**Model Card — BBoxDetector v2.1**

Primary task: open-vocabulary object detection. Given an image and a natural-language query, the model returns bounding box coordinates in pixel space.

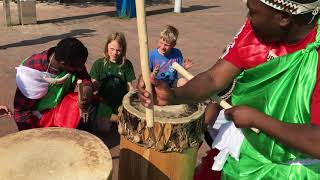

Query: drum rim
[0,127,112,179]
[122,91,205,124]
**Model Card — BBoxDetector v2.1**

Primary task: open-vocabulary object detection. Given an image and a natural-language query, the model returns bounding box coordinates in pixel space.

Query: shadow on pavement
[35,5,219,25]
[0,29,96,50]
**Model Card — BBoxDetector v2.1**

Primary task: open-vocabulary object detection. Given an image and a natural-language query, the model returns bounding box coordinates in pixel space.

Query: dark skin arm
[225,106,320,159]
[138,59,241,107]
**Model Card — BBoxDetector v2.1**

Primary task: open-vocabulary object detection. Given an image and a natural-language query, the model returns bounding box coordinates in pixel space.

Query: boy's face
[247,0,286,43]
[157,38,175,56]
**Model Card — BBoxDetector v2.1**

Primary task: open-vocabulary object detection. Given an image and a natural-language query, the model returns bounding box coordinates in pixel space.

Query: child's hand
[183,58,194,70]
[0,106,12,117]
[151,64,160,79]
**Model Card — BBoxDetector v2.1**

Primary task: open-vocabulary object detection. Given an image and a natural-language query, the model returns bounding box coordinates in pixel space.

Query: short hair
[160,25,179,44]
[54,38,88,66]
[104,32,127,60]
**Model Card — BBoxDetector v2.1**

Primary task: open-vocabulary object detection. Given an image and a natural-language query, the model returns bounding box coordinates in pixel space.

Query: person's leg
[204,102,222,146]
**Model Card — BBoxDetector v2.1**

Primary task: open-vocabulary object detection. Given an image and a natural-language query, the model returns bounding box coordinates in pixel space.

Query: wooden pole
[77,80,88,123]
[136,0,154,127]
[3,0,11,26]
[172,62,260,134]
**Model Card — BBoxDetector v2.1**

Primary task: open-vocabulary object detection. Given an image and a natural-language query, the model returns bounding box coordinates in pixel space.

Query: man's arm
[13,89,38,130]
[225,106,320,159]
[77,66,93,110]
[173,59,242,104]
[138,59,241,107]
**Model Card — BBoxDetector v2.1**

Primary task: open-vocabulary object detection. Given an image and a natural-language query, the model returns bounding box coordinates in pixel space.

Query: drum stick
[136,0,154,127]
[77,80,88,123]
[172,62,260,134]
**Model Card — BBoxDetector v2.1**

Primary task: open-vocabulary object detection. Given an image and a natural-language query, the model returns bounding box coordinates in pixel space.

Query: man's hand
[183,58,194,70]
[0,105,12,117]
[137,74,175,108]
[224,105,264,128]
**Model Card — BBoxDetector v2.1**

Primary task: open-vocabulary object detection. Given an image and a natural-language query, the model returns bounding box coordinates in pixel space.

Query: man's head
[54,38,88,73]
[247,0,320,43]
[157,25,179,55]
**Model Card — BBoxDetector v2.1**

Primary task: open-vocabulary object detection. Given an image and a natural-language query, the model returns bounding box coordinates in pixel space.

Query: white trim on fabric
[16,65,52,99]
[210,111,245,171]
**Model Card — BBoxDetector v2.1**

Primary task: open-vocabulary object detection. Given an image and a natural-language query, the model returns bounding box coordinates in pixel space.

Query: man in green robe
[139,0,320,179]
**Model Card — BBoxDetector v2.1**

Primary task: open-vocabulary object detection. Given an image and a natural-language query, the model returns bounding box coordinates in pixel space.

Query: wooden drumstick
[77,80,88,124]
[172,62,260,134]
[136,0,154,128]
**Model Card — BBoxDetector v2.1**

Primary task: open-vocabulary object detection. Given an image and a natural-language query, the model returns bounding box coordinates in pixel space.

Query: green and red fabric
[14,48,89,130]
[194,18,320,179]
[222,20,320,179]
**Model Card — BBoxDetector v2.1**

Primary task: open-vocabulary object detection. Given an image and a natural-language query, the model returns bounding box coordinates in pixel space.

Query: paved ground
[0,0,247,179]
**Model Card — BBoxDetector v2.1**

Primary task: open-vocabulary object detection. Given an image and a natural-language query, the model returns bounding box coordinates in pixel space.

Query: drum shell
[118,91,206,180]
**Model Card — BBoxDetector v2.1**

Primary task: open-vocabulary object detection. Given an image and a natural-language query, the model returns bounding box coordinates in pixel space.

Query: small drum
[118,91,205,180]
[0,127,112,180]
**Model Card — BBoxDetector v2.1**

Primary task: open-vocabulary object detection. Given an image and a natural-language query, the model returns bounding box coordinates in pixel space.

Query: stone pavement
[0,0,247,179]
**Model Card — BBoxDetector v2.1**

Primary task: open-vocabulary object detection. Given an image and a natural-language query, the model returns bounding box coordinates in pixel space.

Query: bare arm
[225,106,320,158]
[173,59,242,104]
[137,59,241,107]
[256,115,320,158]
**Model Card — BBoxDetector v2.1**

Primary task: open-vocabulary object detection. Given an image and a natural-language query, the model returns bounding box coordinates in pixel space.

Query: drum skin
[0,127,112,180]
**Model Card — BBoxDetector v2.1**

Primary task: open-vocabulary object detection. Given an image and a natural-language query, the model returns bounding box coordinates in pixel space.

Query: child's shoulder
[94,57,105,62]
[149,48,158,55]
[124,58,133,65]
[92,57,105,65]
[171,48,182,54]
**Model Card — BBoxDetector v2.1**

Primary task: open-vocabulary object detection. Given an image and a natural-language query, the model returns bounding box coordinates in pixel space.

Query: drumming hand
[0,105,12,117]
[224,106,264,129]
[78,85,92,111]
[137,74,175,108]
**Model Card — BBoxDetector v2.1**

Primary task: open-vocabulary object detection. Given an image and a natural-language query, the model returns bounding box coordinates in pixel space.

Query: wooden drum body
[118,91,206,180]
[0,127,112,180]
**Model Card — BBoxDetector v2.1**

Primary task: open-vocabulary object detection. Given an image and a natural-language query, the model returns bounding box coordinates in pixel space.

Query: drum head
[0,128,112,180]
[123,91,205,124]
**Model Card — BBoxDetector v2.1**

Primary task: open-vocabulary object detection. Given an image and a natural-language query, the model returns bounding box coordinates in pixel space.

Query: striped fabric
[260,0,320,14]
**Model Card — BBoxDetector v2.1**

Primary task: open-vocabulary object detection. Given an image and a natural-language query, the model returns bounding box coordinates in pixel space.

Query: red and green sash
[222,20,320,179]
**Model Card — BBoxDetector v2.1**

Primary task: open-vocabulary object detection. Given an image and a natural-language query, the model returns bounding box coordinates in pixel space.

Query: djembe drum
[0,127,112,180]
[118,91,206,180]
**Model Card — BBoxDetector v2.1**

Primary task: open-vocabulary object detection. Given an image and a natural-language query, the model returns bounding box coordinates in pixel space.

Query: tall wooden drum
[118,91,206,180]
[0,127,112,180]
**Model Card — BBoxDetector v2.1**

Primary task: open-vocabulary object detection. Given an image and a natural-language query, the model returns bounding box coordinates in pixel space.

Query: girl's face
[107,40,122,62]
